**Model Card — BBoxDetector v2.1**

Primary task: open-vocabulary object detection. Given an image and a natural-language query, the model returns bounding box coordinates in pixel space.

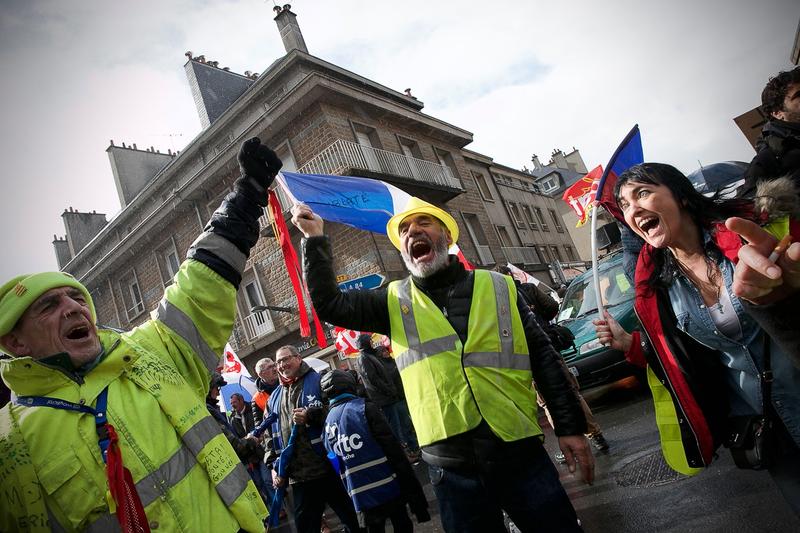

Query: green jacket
[0,260,267,532]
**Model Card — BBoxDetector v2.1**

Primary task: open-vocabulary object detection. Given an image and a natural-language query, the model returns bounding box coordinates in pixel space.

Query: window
[472,171,495,201]
[549,209,564,232]
[540,175,558,193]
[507,202,525,228]
[537,246,551,263]
[495,226,512,247]
[156,238,181,287]
[120,271,144,320]
[564,245,577,262]
[534,207,549,231]
[352,123,382,172]
[434,148,460,185]
[461,212,494,265]
[239,273,275,340]
[550,246,562,262]
[521,204,538,230]
[398,137,424,180]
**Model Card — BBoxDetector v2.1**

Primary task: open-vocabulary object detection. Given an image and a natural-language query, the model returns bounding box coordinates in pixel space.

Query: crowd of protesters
[1,66,799,533]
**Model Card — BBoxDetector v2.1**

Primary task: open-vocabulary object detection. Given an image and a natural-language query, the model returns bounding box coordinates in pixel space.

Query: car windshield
[558,258,634,321]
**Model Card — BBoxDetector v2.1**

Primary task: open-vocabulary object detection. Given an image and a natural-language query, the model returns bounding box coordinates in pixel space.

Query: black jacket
[743,120,800,194]
[303,236,586,468]
[378,354,405,400]
[517,281,559,322]
[206,398,264,464]
[228,402,256,438]
[356,347,400,407]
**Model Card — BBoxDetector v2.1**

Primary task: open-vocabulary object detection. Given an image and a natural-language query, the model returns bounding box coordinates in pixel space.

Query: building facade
[53,6,579,368]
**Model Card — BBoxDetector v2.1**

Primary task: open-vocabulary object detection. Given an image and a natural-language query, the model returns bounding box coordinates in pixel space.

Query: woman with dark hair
[595,162,800,514]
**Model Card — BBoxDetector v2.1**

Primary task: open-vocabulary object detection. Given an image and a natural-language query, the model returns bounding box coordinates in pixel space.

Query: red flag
[561,165,603,227]
[268,190,328,348]
[334,327,362,356]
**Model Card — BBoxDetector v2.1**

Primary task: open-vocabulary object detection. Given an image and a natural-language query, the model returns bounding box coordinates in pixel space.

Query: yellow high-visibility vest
[387,270,541,446]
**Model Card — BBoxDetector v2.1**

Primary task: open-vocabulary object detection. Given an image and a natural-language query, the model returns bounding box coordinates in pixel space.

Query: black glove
[237,137,282,189]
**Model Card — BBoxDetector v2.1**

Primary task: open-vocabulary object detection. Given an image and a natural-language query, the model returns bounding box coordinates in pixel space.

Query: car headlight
[579,338,604,354]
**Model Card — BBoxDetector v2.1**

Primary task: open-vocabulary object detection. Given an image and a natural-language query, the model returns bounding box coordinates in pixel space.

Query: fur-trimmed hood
[754,176,800,220]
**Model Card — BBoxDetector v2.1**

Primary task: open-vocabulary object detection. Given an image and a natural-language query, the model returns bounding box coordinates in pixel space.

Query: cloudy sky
[0,0,797,282]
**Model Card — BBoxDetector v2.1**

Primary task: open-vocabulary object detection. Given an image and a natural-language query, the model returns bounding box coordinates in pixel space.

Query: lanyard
[17,387,112,463]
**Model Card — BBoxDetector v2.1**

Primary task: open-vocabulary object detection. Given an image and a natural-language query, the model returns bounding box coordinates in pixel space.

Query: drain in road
[615,450,689,487]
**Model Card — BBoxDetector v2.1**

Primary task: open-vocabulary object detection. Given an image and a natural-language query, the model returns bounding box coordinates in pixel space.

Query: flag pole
[589,201,605,324]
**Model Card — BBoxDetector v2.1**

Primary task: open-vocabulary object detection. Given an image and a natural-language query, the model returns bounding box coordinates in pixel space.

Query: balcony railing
[298,139,462,190]
[502,246,541,265]
[241,310,275,341]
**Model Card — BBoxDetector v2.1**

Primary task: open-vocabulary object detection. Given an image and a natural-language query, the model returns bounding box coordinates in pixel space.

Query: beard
[401,231,450,278]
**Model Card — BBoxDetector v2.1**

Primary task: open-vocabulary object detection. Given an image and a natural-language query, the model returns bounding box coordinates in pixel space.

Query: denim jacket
[668,237,800,446]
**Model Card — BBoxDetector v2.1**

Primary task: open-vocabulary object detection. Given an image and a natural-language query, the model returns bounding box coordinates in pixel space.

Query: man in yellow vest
[291,198,594,532]
[0,138,281,532]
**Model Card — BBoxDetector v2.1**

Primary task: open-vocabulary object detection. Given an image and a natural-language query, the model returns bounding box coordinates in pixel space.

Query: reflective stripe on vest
[324,398,401,512]
[120,339,264,530]
[387,270,540,446]
[136,445,196,507]
[154,300,219,372]
[189,231,248,277]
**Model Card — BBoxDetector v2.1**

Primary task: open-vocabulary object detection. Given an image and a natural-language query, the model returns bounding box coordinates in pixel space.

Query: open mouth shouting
[65,324,90,341]
[408,238,435,264]
[638,215,661,238]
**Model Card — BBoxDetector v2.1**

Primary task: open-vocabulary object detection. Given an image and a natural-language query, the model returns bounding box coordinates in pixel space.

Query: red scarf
[268,190,327,348]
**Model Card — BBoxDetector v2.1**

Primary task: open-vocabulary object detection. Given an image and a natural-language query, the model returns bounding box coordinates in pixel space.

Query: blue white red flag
[594,125,644,222]
[277,171,474,268]
[277,171,413,234]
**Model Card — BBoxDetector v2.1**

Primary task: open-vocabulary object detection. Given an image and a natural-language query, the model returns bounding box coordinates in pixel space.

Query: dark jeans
[427,440,582,533]
[382,401,419,452]
[251,463,275,506]
[291,471,362,533]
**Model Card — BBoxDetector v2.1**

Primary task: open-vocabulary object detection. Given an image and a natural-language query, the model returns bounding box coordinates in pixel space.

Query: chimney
[564,148,588,174]
[61,210,108,257]
[52,235,72,269]
[106,142,175,207]
[184,54,255,129]
[274,4,308,54]
[531,154,542,170]
[550,149,568,169]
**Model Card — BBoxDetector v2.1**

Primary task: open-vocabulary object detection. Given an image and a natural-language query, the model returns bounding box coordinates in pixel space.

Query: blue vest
[268,370,325,456]
[324,397,401,512]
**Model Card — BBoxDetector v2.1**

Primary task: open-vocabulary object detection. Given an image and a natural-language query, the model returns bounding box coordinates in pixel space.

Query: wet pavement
[272,377,800,532]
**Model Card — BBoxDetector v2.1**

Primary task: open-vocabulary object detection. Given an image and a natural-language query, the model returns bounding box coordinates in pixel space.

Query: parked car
[556,252,641,389]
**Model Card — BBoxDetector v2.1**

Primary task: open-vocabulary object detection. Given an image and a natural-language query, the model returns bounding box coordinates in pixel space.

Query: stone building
[52,5,578,368]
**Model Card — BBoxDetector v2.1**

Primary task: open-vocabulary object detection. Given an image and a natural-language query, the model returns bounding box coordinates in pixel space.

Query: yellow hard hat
[386,197,459,250]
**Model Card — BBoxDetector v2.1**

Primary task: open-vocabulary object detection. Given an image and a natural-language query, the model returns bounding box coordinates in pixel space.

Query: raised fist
[237,137,283,188]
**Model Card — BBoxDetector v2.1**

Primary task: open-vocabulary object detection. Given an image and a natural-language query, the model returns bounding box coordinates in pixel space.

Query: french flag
[276,171,473,269]
[594,125,644,222]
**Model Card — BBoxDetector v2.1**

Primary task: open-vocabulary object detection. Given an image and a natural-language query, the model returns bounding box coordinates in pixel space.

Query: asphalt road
[275,376,800,532]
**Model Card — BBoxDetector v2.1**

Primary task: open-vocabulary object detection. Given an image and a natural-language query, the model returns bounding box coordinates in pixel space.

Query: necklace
[674,256,722,310]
